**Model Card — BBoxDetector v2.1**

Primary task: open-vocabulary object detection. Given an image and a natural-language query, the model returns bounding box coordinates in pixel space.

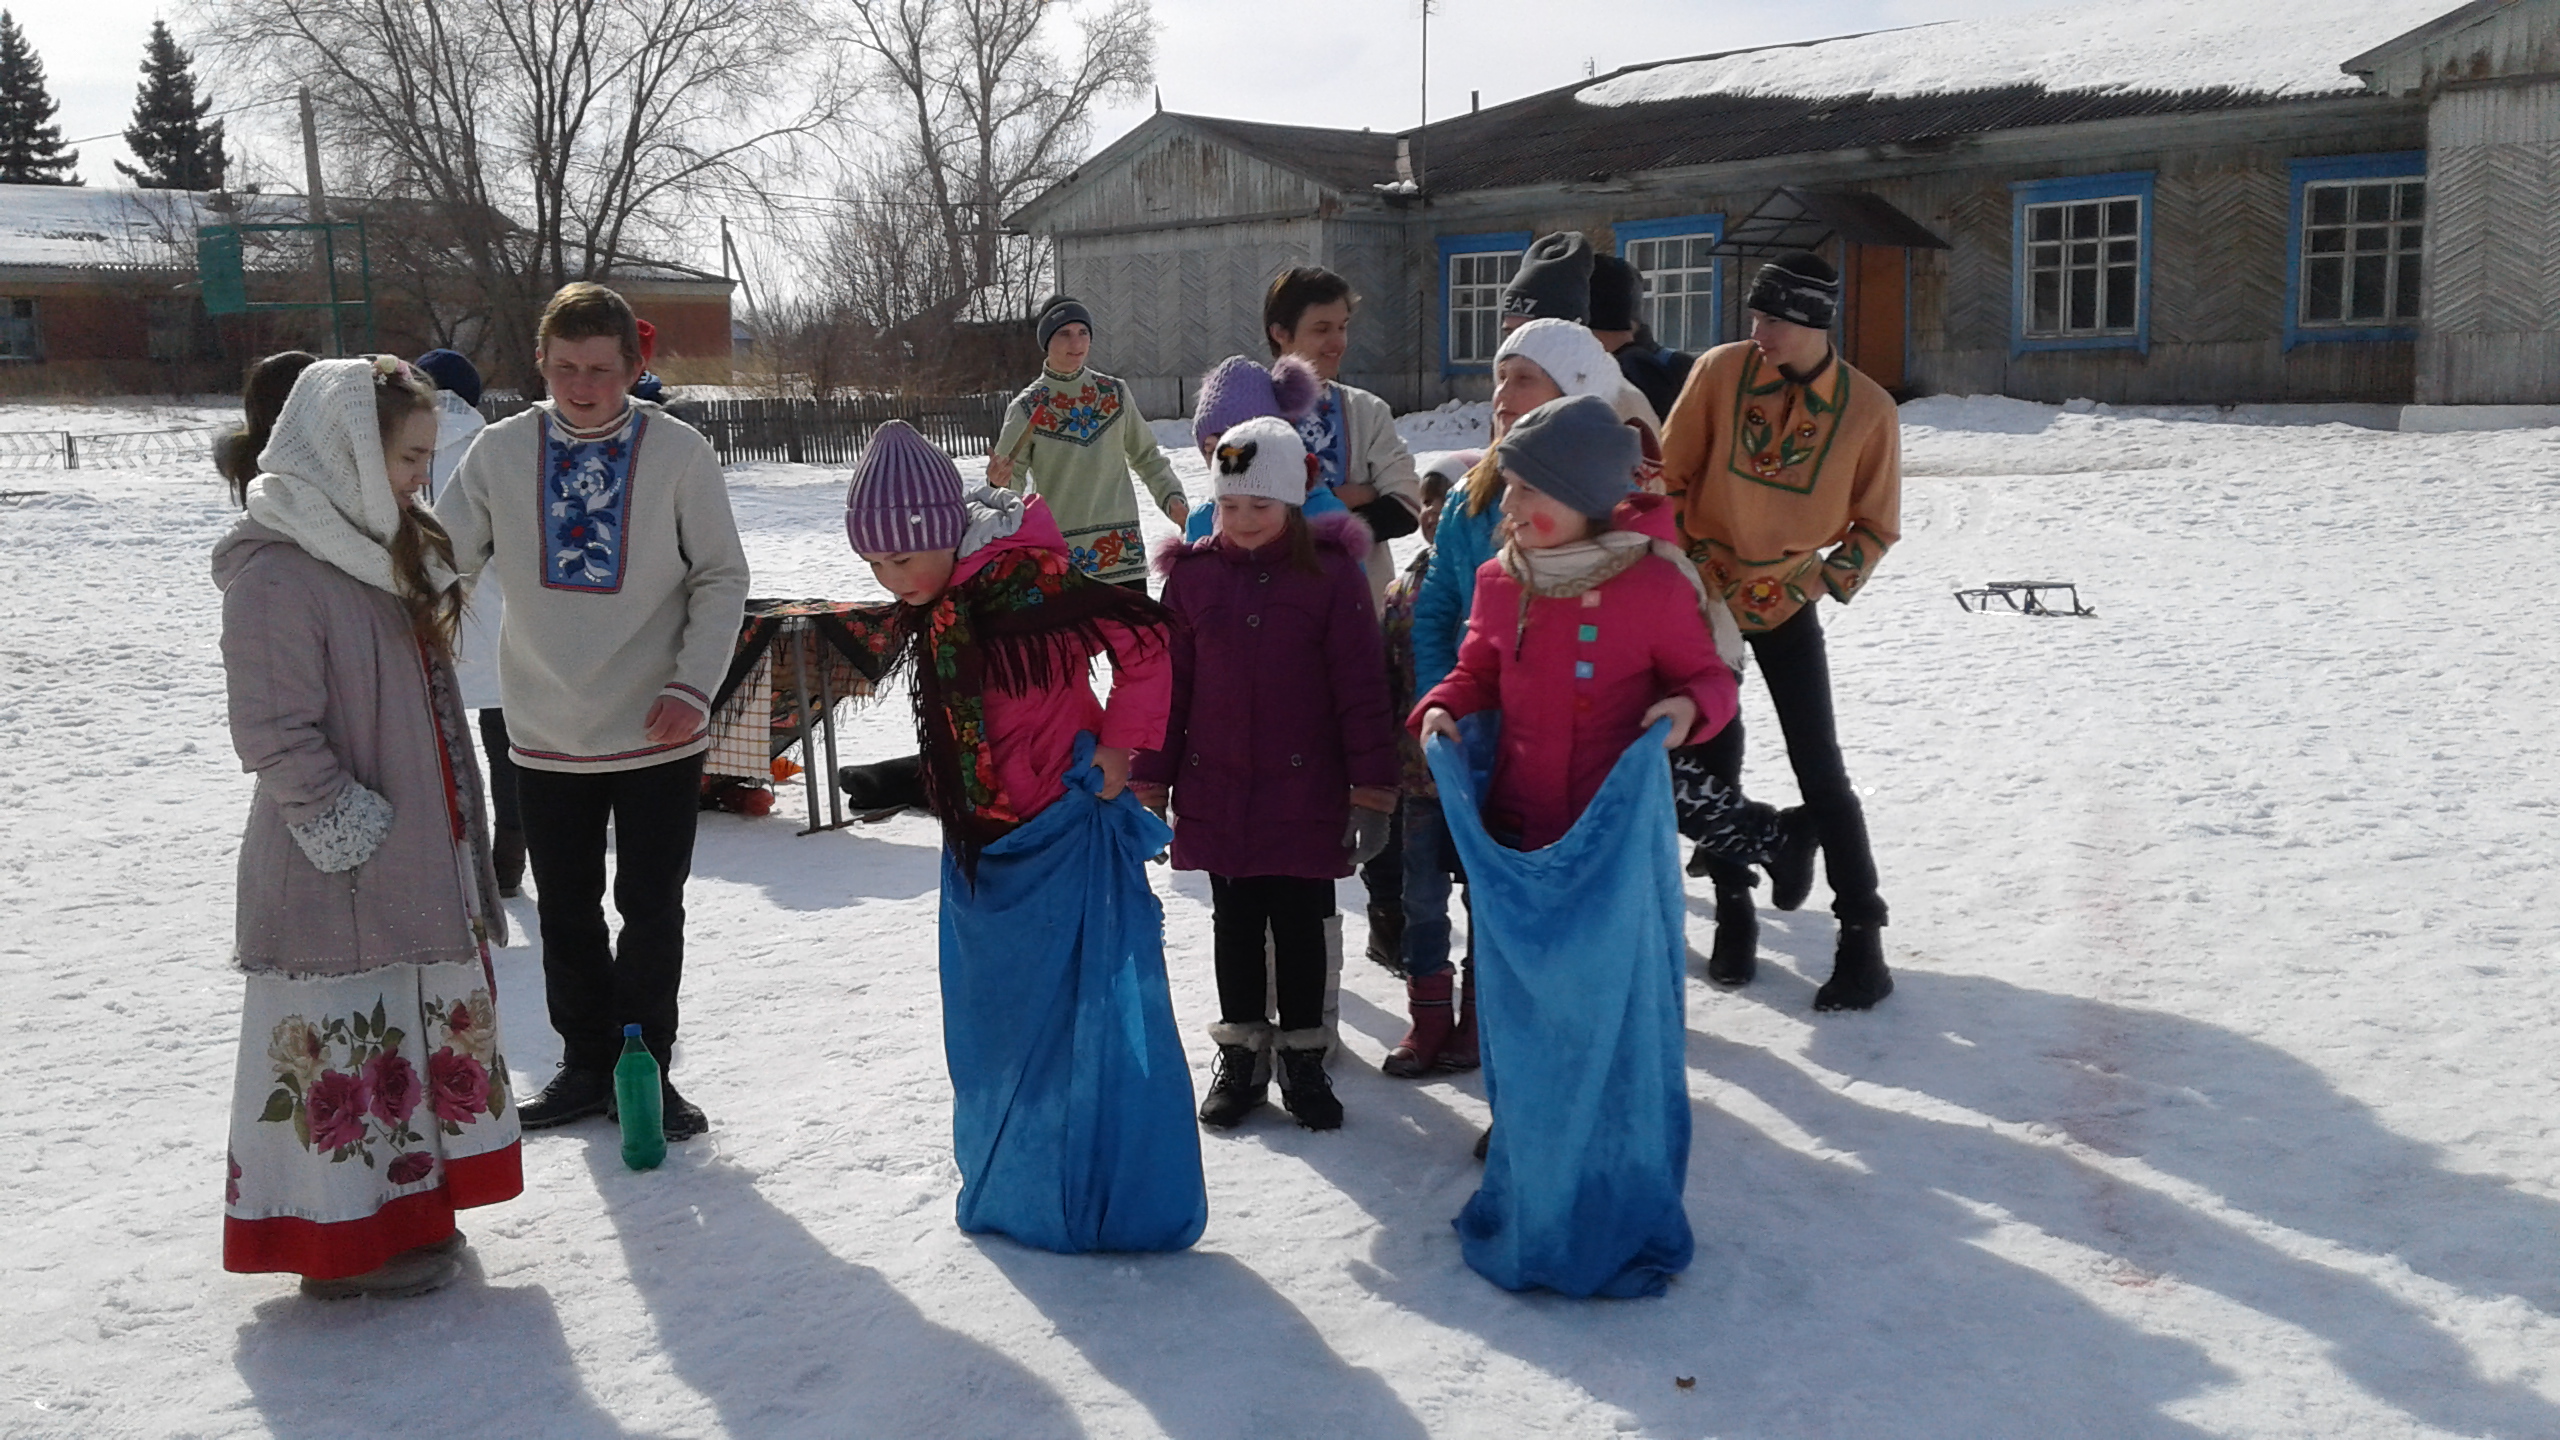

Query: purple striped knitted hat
[844,420,966,555]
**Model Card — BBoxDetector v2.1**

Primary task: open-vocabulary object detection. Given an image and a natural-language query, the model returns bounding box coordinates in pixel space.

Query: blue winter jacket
[1412,489,1500,703]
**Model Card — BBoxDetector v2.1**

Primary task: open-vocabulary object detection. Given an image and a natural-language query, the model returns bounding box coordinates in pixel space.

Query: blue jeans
[1399,796,1467,981]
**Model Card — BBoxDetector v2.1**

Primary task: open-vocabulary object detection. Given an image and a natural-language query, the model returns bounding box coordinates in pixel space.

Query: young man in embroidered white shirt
[436,283,750,1141]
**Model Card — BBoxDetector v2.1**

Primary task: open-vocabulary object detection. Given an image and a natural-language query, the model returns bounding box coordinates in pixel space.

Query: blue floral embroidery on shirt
[1294,387,1347,497]
[541,413,645,592]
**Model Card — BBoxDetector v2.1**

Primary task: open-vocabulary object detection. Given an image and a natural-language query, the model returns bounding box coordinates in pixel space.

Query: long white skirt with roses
[223,958,524,1279]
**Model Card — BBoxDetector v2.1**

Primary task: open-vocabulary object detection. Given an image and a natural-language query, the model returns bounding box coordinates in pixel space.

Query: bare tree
[199,0,850,383]
[832,0,1152,330]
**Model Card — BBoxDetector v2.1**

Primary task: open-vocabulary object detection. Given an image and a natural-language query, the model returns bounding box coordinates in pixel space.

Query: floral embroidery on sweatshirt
[540,412,647,592]
[1724,350,1849,497]
[1294,387,1347,495]
[1026,376,1125,447]
[1063,522,1143,577]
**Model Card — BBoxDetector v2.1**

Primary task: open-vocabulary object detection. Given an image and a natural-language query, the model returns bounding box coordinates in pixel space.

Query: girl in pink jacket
[1416,395,1738,851]
[836,422,1206,1253]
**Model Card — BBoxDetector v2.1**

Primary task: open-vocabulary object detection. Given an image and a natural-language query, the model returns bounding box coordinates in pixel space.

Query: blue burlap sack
[939,732,1207,1253]
[1426,719,1695,1297]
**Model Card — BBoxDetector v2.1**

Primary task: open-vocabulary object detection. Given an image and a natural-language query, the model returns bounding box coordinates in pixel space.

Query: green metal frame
[196,220,378,355]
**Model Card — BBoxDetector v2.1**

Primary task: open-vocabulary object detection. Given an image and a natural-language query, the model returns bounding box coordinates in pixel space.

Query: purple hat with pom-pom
[845,420,966,556]
[1192,354,1321,448]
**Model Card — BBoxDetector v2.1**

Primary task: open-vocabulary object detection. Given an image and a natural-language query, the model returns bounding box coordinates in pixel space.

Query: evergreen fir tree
[116,21,224,190]
[0,10,79,186]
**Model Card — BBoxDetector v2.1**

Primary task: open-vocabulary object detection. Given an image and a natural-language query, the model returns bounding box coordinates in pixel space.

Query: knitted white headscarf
[245,358,454,598]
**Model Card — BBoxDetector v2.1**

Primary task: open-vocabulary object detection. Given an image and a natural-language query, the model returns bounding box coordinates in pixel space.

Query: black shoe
[1276,1045,1343,1131]
[1766,807,1819,912]
[1814,923,1894,1012]
[518,1066,611,1130]
[661,1082,709,1142]
[493,827,527,898]
[1708,886,1758,987]
[1364,902,1408,978]
[836,754,928,815]
[1197,1042,1267,1129]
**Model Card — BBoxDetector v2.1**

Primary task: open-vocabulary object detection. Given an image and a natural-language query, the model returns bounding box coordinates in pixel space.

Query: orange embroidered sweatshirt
[1659,341,1902,633]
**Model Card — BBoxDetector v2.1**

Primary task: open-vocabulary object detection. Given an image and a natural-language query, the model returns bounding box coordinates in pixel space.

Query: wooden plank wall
[1056,219,1323,418]
[2419,78,2560,403]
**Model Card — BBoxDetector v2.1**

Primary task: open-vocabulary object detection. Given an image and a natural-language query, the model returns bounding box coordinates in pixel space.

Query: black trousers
[515,753,706,1073]
[1209,875,1335,1033]
[476,708,523,836]
[1676,604,1888,926]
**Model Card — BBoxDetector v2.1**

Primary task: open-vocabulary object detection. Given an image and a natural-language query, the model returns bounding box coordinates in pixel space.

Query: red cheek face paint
[1529,512,1556,537]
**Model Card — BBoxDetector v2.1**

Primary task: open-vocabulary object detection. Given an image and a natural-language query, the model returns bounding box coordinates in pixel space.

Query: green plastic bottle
[615,1024,665,1171]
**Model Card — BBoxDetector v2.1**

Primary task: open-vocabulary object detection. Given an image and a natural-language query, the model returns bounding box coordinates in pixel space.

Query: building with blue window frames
[1008,1,2560,415]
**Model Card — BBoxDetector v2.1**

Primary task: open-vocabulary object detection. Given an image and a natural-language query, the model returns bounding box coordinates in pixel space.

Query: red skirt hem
[223,1144,525,1280]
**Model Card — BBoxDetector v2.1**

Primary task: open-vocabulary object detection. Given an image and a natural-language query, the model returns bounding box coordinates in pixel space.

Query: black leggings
[1675,604,1887,925]
[1209,875,1334,1032]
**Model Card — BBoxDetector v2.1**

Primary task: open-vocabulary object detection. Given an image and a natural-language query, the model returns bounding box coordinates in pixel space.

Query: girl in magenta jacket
[1133,416,1400,1134]
[1416,395,1739,851]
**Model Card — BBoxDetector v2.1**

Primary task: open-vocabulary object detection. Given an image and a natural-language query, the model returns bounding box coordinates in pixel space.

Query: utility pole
[298,87,342,354]
[1417,0,1432,191]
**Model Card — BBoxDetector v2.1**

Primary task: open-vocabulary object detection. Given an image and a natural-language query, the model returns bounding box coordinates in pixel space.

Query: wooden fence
[480,392,1012,466]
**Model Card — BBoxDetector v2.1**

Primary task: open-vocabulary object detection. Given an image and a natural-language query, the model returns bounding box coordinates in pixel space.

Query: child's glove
[1344,806,1392,866]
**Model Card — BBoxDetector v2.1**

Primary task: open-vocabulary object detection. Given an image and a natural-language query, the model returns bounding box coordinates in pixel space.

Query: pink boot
[1381,972,1454,1078]
[1433,960,1480,1072]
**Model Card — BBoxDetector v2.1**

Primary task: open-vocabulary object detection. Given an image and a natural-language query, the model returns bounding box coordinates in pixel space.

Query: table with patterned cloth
[706,598,899,831]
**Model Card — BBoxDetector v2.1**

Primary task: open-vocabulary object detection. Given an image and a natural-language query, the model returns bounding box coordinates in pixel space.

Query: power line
[58,94,300,149]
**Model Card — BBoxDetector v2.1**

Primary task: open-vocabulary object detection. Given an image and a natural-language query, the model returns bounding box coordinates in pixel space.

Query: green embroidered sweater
[993,366,1182,585]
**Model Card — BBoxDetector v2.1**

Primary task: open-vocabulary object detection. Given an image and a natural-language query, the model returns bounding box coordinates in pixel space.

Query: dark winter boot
[1197,1023,1270,1129]
[1766,806,1819,912]
[836,753,928,819]
[1433,959,1480,1072]
[1275,1031,1343,1131]
[1708,884,1759,987]
[1382,972,1455,1078]
[518,1065,612,1130]
[493,827,527,898]
[1365,901,1408,978]
[1813,923,1894,1012]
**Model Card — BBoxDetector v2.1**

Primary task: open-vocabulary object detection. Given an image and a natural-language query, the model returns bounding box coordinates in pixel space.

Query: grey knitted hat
[1502,232,1594,324]
[1492,394,1638,521]
[1036,295,1094,350]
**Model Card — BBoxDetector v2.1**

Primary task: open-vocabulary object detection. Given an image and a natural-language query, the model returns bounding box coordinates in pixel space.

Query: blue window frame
[2011,171,2155,355]
[2285,152,2426,350]
[1615,214,1725,352]
[1438,230,1532,372]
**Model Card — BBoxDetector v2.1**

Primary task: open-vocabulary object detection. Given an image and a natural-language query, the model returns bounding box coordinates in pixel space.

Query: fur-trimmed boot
[1382,972,1455,1078]
[1708,882,1759,987]
[1275,1030,1343,1131]
[1814,923,1894,1012]
[1434,959,1480,1072]
[1198,1021,1272,1129]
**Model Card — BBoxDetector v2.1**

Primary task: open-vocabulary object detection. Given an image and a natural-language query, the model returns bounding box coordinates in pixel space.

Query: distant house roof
[0,182,729,289]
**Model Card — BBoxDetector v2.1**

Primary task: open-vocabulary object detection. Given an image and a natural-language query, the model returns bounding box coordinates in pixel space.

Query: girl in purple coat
[1133,416,1400,1132]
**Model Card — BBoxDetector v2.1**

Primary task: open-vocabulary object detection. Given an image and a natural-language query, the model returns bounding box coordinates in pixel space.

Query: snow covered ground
[3,396,2557,1439]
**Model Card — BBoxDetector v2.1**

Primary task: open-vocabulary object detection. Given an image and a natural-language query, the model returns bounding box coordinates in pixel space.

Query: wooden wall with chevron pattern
[2418,80,2560,404]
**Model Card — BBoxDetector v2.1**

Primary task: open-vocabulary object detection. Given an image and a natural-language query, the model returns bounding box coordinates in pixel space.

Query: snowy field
[3,396,2557,1439]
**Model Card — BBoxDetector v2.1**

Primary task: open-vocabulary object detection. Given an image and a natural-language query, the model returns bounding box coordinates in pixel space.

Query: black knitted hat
[1502,232,1594,324]
[1746,250,1839,330]
[1588,253,1642,332]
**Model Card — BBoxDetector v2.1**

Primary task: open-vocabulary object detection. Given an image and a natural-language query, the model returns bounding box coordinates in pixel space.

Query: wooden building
[1008,0,2560,415]
[0,184,736,387]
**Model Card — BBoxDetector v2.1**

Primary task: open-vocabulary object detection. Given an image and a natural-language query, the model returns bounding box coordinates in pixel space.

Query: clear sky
[12,0,2033,188]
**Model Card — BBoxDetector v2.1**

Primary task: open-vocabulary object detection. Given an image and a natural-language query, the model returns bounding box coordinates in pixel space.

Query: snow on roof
[1577,0,2455,108]
[0,183,301,270]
